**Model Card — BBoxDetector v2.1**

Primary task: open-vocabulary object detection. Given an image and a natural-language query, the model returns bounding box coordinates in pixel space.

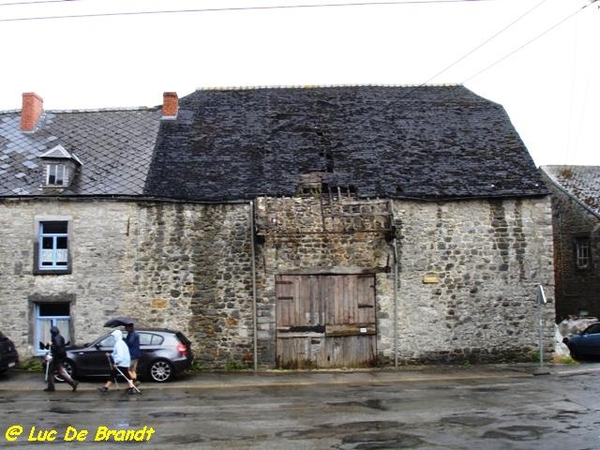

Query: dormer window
[47,163,66,186]
[39,144,82,190]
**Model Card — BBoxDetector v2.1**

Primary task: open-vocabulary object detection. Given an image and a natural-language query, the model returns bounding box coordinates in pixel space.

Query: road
[0,367,598,449]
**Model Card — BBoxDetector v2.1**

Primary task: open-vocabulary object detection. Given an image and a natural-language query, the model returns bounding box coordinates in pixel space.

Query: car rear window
[139,333,164,346]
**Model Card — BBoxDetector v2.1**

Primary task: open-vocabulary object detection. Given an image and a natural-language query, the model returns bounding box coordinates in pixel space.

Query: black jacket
[50,327,67,360]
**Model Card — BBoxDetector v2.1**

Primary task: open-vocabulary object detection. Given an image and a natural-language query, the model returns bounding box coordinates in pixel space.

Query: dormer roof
[40,144,83,166]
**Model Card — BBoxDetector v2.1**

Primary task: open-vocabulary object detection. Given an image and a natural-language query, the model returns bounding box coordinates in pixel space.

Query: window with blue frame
[37,221,70,273]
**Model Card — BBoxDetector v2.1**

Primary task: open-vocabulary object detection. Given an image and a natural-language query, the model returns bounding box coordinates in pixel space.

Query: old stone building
[540,166,600,321]
[0,86,555,371]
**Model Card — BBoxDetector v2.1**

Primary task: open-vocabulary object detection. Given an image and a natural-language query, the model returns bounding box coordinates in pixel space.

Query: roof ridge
[0,106,160,115]
[192,83,463,91]
[45,106,159,114]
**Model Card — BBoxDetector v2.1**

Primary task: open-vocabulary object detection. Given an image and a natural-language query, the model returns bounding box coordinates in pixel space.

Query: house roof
[144,85,549,202]
[540,165,600,218]
[0,108,161,196]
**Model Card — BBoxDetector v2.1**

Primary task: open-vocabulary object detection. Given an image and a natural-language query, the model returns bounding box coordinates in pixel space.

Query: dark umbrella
[104,316,139,328]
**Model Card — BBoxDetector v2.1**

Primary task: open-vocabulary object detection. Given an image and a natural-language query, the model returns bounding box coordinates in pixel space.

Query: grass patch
[17,357,43,372]
[552,354,578,365]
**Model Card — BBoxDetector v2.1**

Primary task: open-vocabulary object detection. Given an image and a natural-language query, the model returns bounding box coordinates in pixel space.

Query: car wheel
[149,359,173,382]
[567,345,580,360]
[54,360,75,383]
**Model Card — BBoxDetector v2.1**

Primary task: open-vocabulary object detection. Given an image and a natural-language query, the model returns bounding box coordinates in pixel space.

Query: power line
[425,0,550,84]
[341,0,590,130]
[332,0,556,125]
[462,1,595,84]
[0,0,77,6]
[0,0,499,22]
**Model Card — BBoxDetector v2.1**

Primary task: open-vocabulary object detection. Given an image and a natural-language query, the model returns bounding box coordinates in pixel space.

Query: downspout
[390,200,399,368]
[249,201,258,372]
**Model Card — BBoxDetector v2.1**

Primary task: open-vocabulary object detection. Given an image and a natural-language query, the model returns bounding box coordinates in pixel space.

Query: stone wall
[388,197,555,363]
[131,202,255,369]
[0,199,255,371]
[0,194,555,370]
[0,199,143,354]
[255,196,555,365]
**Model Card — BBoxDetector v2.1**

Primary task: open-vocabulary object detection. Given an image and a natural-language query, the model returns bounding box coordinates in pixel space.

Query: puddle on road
[339,431,425,449]
[327,399,388,411]
[553,409,584,420]
[49,407,94,415]
[441,415,495,427]
[277,420,426,449]
[482,425,553,441]
[149,411,192,418]
[467,386,510,393]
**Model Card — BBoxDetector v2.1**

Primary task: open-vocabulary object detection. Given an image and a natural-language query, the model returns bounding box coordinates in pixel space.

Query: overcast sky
[0,0,597,167]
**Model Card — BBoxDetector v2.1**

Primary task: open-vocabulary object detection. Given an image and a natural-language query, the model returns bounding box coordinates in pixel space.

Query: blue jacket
[125,329,141,360]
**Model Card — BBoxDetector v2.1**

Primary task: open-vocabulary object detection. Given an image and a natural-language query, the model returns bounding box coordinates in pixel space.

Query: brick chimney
[162,92,178,118]
[20,92,44,132]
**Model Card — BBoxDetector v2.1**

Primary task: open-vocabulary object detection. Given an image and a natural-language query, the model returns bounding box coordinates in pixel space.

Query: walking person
[44,326,78,392]
[124,322,141,387]
[98,329,138,394]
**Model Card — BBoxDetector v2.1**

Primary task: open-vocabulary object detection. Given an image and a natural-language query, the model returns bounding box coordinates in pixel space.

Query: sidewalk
[2,362,599,392]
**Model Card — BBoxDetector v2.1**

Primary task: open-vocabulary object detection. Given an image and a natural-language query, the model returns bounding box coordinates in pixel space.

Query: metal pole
[534,284,550,376]
[390,201,399,368]
[538,299,543,369]
[250,201,258,372]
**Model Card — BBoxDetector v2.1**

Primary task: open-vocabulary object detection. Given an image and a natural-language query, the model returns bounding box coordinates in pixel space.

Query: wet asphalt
[1,362,600,449]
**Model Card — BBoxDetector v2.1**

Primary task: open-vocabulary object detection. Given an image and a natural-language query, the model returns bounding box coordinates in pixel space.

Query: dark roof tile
[0,108,161,196]
[541,165,600,218]
[144,85,548,201]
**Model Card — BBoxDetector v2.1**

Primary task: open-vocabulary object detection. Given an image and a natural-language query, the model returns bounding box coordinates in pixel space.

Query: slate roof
[0,108,161,196]
[540,165,600,218]
[144,85,549,202]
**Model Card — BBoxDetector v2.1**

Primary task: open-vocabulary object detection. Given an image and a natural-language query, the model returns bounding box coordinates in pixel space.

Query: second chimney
[162,92,178,118]
[20,92,44,132]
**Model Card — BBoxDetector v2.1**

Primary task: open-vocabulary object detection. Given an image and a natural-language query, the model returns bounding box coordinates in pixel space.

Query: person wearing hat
[98,329,138,394]
[44,326,78,392]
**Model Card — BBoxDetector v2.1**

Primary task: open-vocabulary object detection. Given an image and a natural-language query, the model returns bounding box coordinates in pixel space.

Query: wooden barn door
[276,274,376,369]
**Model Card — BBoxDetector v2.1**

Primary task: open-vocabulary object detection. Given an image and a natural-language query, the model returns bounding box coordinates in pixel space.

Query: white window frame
[46,163,67,186]
[575,237,591,269]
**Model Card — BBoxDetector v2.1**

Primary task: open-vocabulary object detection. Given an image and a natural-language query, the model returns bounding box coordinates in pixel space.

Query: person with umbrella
[124,322,141,386]
[44,326,78,392]
[97,329,138,394]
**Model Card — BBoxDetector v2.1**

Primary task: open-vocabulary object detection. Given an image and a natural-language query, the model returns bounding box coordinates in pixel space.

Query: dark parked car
[60,328,193,382]
[563,322,600,360]
[0,331,19,373]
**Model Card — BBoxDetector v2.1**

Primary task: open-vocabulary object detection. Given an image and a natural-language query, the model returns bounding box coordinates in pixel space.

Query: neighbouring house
[540,166,600,321]
[0,86,555,370]
[0,92,162,356]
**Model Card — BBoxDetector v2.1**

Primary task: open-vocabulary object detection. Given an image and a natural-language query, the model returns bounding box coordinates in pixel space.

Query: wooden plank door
[276,274,376,369]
